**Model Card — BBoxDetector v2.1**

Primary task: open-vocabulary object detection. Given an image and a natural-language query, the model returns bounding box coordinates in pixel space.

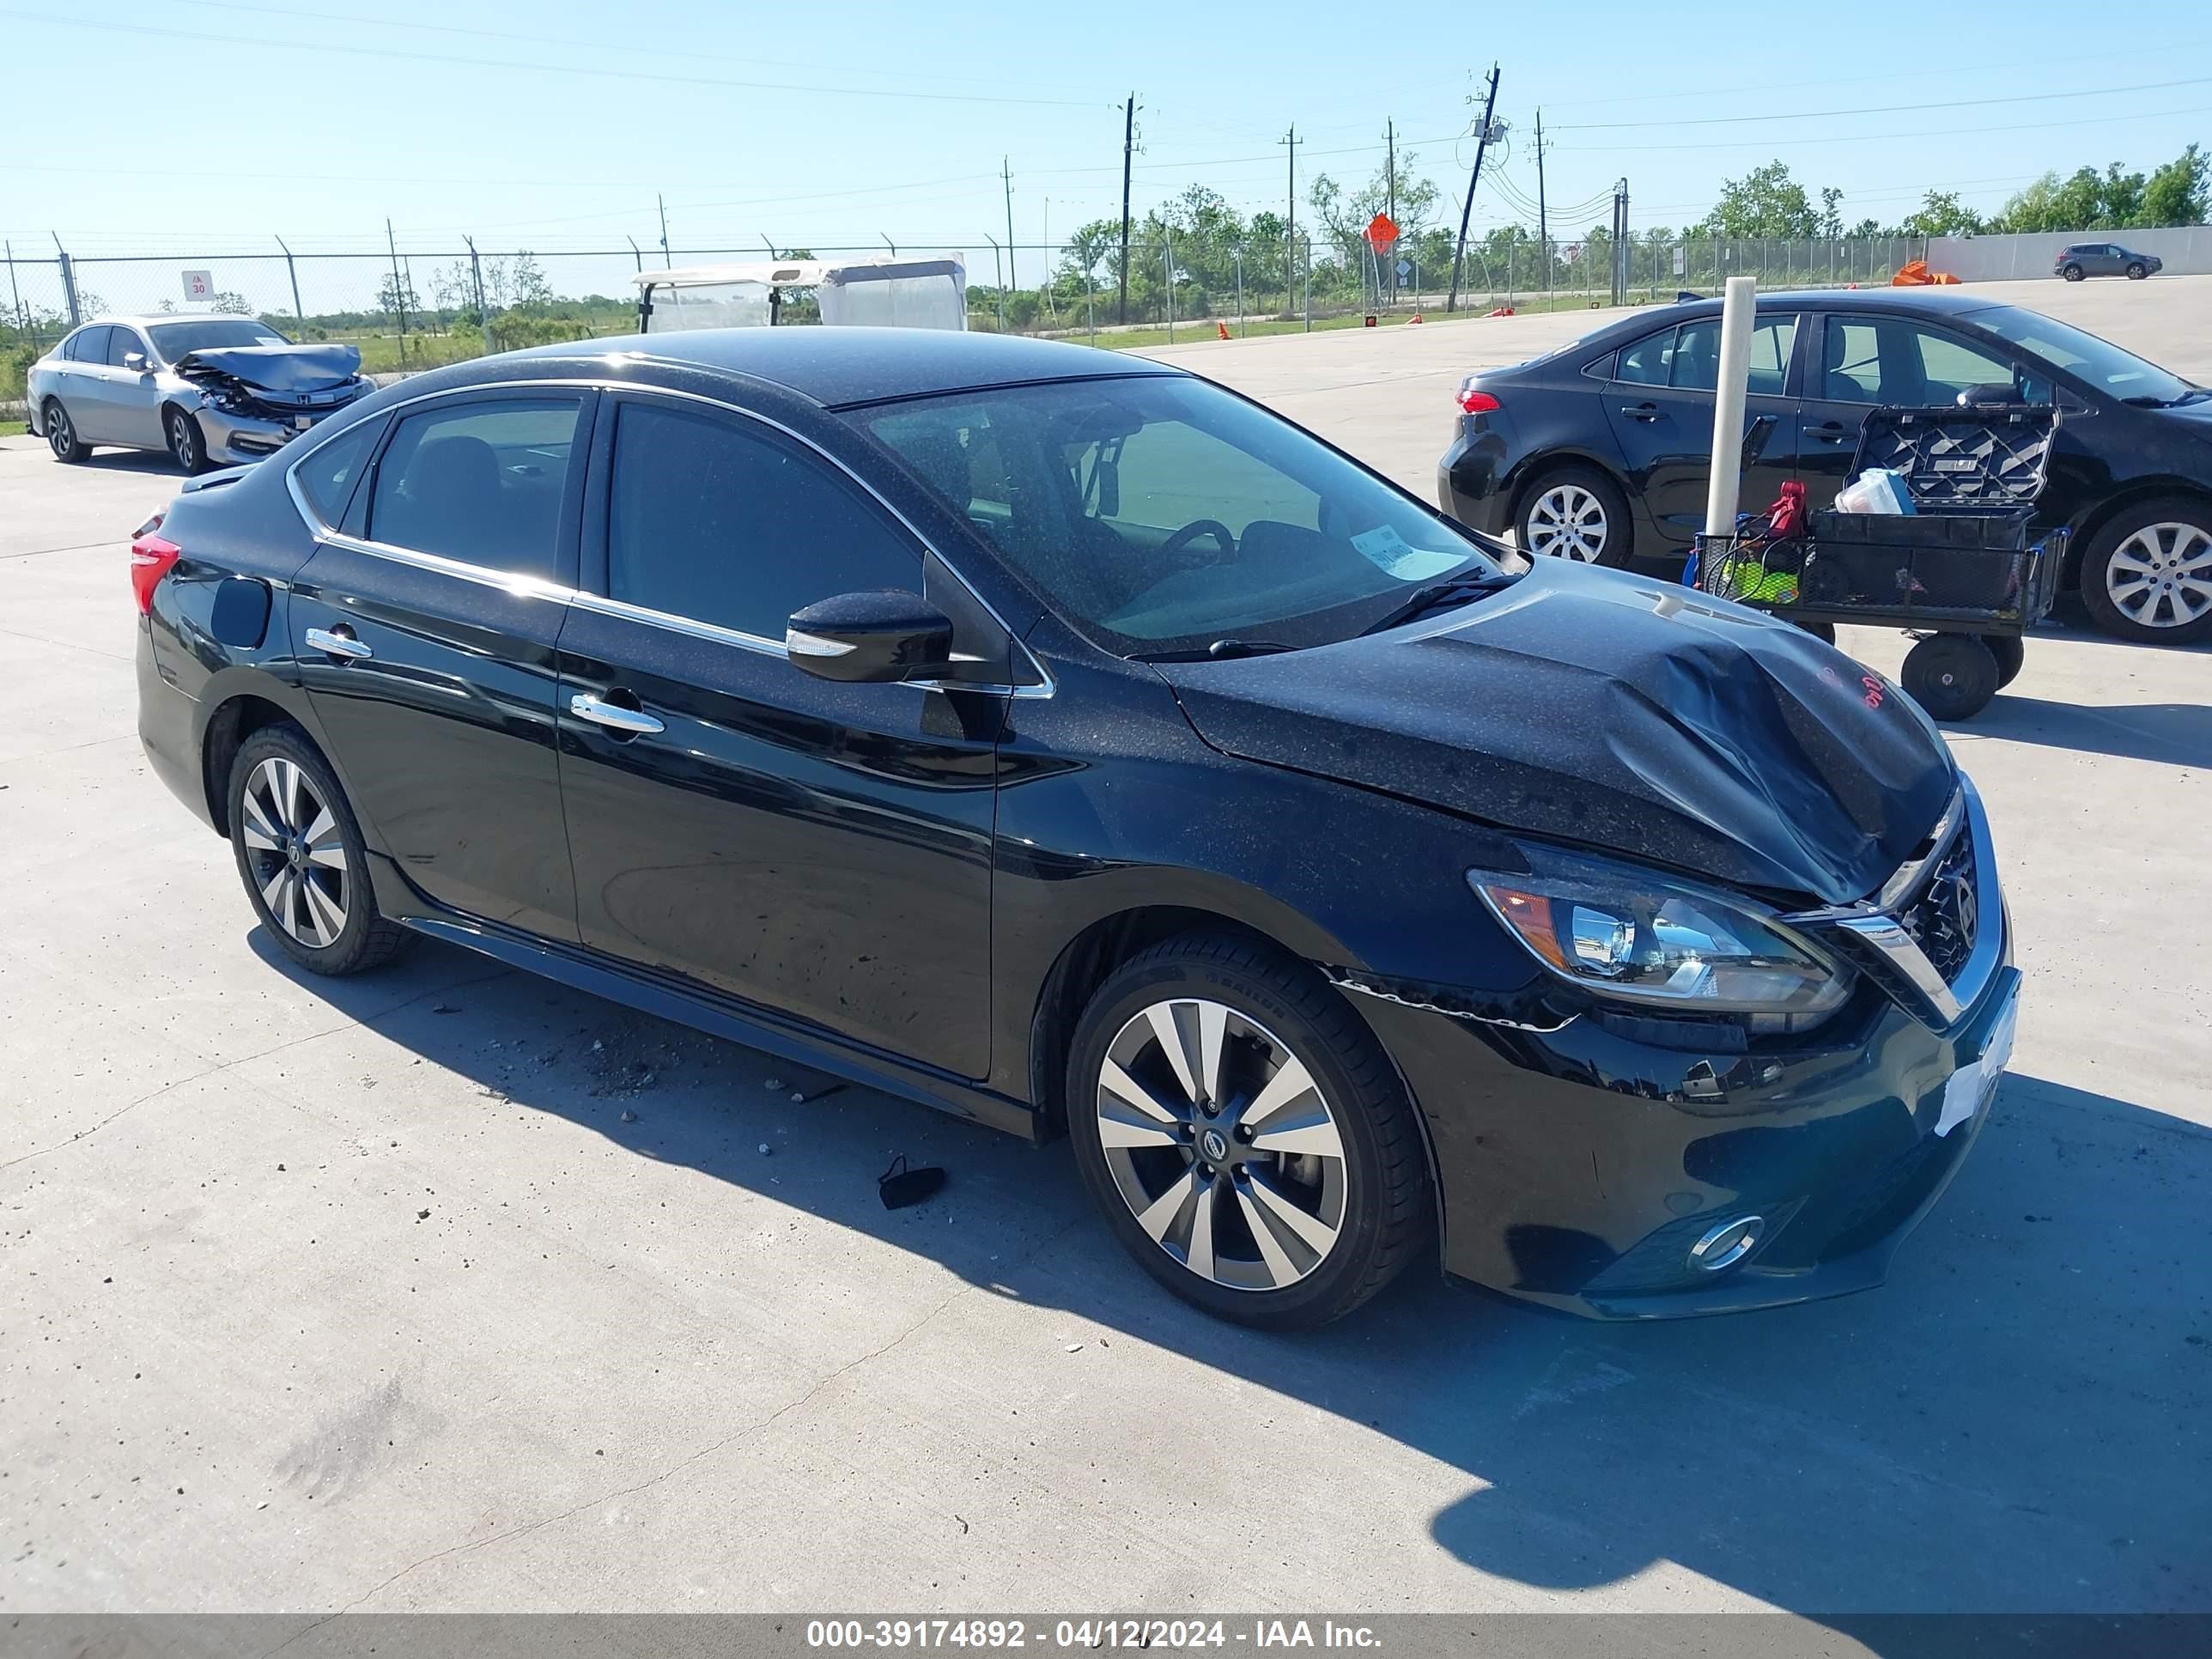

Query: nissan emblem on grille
[1901,836,1979,983]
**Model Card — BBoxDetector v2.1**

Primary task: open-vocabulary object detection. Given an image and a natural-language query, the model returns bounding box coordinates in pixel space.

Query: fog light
[1688,1214,1764,1273]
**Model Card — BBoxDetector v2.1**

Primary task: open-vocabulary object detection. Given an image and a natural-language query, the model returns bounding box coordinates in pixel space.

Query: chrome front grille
[1895,829,1979,984]
[1786,777,2002,1030]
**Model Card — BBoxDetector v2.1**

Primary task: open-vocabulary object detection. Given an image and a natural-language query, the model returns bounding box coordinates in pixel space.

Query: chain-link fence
[8,233,1939,404]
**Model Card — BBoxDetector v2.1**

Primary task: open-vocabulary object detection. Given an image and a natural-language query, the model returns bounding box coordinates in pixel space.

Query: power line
[0,9,1106,107]
[1551,73,2212,132]
[1553,101,2212,154]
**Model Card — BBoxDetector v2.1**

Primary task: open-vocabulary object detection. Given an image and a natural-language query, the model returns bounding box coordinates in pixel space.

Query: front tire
[2079,498,2212,643]
[166,406,210,474]
[228,725,411,976]
[1066,933,1430,1330]
[43,399,88,462]
[2126,262,2148,281]
[1516,465,1633,567]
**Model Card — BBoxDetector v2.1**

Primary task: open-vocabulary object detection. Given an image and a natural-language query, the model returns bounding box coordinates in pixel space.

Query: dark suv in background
[1437,288,2212,643]
[2055,243,2161,281]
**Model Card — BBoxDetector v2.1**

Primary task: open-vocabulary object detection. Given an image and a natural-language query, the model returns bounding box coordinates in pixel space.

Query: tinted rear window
[368,398,581,579]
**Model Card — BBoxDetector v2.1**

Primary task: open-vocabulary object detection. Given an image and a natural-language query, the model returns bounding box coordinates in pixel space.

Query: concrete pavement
[2,285,2208,1626]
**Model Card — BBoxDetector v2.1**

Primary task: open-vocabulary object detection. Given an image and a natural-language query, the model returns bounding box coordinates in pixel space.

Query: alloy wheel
[2106,522,2212,630]
[239,757,350,948]
[47,407,74,459]
[1094,998,1347,1292]
[1525,483,1609,561]
[168,411,200,471]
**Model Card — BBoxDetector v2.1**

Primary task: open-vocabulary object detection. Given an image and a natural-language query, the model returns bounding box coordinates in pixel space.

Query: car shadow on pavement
[75,451,185,477]
[1956,696,2212,768]
[254,930,2212,1627]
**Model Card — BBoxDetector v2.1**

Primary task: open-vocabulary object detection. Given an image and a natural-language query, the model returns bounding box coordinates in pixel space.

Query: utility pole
[657,194,671,266]
[1280,125,1300,312]
[385,217,409,365]
[1002,156,1018,296]
[1446,63,1500,313]
[1385,119,1396,307]
[275,234,305,326]
[1535,108,1550,307]
[1118,93,1136,325]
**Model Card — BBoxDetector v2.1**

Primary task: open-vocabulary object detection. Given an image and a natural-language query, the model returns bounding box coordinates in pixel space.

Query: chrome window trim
[1784,775,2002,1030]
[285,372,1052,699]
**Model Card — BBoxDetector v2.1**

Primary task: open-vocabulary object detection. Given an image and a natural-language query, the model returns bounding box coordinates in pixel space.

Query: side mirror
[123,351,149,372]
[786,590,954,684]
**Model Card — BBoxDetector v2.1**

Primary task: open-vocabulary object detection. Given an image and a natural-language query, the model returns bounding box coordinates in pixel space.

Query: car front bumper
[1344,787,2017,1320]
[192,386,372,465]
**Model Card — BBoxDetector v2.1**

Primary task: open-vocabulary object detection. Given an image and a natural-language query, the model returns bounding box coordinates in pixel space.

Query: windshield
[149,319,291,359]
[1975,307,2196,404]
[854,375,1518,655]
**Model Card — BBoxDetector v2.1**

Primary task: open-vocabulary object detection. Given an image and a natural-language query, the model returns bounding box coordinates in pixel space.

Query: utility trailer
[633,256,969,334]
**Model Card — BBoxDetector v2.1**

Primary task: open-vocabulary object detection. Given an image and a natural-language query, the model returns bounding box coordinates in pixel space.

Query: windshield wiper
[1127,639,1296,664]
[1358,570,1515,637]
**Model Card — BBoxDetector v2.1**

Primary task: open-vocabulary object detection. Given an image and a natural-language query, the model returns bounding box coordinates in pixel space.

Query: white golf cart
[633,255,969,333]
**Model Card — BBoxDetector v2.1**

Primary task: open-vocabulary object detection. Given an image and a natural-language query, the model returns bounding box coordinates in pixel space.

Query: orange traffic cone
[1216,321,1231,341]
[1407,312,1424,324]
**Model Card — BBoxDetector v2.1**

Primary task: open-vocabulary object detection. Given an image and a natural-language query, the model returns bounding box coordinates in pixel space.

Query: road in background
[2,283,2207,1621]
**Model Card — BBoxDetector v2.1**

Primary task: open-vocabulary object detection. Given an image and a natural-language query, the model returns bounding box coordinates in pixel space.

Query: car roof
[501,326,1181,408]
[82,315,283,330]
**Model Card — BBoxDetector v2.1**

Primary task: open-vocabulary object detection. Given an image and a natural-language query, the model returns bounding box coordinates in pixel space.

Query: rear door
[1796,313,2054,504]
[1601,312,1801,549]
[56,326,118,440]
[289,386,592,939]
[555,391,1003,1080]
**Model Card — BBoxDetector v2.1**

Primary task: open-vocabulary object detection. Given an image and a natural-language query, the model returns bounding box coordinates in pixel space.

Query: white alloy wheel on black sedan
[1066,933,1429,1329]
[1518,466,1631,566]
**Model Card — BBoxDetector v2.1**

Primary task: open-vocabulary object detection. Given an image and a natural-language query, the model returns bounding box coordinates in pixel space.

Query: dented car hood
[1157,561,1957,907]
[172,343,363,393]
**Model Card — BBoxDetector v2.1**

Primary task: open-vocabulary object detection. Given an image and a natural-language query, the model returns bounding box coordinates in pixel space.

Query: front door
[291,388,592,939]
[1601,311,1801,551]
[1796,314,2053,506]
[556,392,1002,1080]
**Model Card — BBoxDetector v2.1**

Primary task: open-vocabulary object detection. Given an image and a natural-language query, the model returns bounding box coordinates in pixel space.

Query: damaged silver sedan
[26,315,375,472]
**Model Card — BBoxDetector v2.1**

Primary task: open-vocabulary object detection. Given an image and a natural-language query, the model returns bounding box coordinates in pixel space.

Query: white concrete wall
[1929,227,2212,281]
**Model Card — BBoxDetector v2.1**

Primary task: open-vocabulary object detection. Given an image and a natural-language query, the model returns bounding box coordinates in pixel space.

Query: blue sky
[7,0,2211,277]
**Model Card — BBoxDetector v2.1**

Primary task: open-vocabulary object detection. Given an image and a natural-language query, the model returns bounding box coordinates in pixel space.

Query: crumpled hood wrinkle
[1159,562,1956,906]
[173,343,364,393]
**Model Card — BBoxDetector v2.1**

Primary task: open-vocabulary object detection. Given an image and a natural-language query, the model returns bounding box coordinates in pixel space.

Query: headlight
[1468,845,1850,1030]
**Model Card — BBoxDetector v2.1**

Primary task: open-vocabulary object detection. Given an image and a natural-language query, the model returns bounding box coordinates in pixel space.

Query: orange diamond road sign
[1364,213,1400,253]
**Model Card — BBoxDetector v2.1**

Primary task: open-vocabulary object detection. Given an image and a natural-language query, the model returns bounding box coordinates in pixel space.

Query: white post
[1705,275,1758,538]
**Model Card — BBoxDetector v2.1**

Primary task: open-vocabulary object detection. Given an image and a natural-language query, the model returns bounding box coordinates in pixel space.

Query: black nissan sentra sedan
[133,329,2018,1328]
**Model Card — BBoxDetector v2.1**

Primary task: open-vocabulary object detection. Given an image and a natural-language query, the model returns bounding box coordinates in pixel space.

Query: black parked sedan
[1437,288,2212,642]
[136,329,2016,1328]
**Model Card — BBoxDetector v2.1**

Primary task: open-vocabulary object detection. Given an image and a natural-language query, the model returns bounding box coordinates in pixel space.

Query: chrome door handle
[305,626,371,661]
[568,692,665,736]
[1620,403,1661,422]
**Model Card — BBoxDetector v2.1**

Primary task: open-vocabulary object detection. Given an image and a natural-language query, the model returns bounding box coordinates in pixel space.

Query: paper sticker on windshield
[1352,526,1462,580]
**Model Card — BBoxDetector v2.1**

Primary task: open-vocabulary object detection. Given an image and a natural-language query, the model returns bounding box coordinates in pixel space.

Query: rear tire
[165,406,210,475]
[1901,634,1999,721]
[1516,464,1633,567]
[43,399,88,463]
[1066,932,1431,1330]
[1984,635,2025,689]
[227,725,411,976]
[2062,264,2084,283]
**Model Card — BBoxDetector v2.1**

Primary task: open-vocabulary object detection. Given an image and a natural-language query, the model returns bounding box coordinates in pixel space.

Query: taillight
[1457,385,1501,415]
[131,519,182,616]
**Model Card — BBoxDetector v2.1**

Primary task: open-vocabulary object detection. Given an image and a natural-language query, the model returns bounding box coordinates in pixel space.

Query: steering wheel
[1159,518,1238,561]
